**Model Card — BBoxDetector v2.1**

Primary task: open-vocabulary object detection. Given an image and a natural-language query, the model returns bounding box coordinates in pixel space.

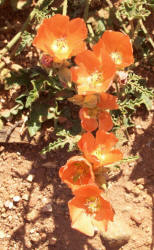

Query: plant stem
[105,0,113,8]
[0,0,45,70]
[62,0,68,16]
[83,0,91,22]
[139,19,154,48]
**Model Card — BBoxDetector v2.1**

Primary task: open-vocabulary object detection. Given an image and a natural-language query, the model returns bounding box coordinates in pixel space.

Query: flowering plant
[33,12,134,236]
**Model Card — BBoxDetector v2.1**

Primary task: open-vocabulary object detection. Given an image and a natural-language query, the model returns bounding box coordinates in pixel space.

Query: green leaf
[141,93,153,110]
[16,31,33,56]
[25,80,42,108]
[28,102,60,137]
[42,129,81,154]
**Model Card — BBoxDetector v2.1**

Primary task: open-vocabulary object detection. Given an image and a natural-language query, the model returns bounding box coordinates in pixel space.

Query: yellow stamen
[51,38,69,54]
[72,162,89,183]
[93,145,106,164]
[111,52,122,65]
[86,196,100,214]
[87,72,103,88]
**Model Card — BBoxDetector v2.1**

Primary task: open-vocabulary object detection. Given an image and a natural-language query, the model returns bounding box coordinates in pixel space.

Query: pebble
[137,184,144,190]
[0,230,5,239]
[4,200,13,209]
[1,213,7,218]
[136,178,145,185]
[42,203,53,213]
[49,237,57,245]
[131,214,143,225]
[27,174,34,182]
[26,210,39,221]
[13,196,21,202]
[132,187,140,196]
[101,214,131,248]
[22,194,29,201]
[41,232,47,241]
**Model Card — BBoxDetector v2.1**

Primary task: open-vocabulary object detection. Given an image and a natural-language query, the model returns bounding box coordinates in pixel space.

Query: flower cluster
[33,14,134,236]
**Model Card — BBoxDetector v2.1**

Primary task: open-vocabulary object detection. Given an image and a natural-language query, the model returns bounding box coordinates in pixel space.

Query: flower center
[111,52,122,65]
[51,38,69,54]
[87,72,103,88]
[72,162,89,183]
[86,196,100,214]
[92,145,106,164]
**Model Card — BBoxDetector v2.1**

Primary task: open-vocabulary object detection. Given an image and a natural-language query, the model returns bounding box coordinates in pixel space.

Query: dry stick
[0,0,45,70]
[105,0,113,8]
[83,0,91,22]
[139,19,154,48]
[62,0,68,16]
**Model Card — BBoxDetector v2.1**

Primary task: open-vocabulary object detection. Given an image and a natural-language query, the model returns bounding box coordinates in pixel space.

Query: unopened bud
[41,54,53,68]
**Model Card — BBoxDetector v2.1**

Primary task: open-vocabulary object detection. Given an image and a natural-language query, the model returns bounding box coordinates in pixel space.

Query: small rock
[124,182,134,192]
[27,174,34,182]
[22,194,29,201]
[49,236,57,245]
[42,203,52,213]
[131,213,143,225]
[4,200,13,209]
[1,213,7,218]
[136,178,145,185]
[0,230,5,239]
[42,161,57,168]
[13,196,21,202]
[30,232,40,243]
[132,187,140,196]
[41,232,47,241]
[137,184,144,190]
[101,214,131,248]
[26,210,39,221]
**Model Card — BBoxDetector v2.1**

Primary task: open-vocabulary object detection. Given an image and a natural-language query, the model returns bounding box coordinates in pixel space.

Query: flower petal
[96,130,118,150]
[100,149,123,165]
[75,50,101,73]
[78,132,95,155]
[79,108,98,132]
[68,203,94,236]
[99,92,118,110]
[98,111,113,131]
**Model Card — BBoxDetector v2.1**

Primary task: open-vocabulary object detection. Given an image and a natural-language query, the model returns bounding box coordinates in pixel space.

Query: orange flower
[71,49,116,95]
[68,184,114,236]
[79,108,113,132]
[78,130,123,168]
[33,14,87,62]
[79,92,118,132]
[93,30,134,69]
[59,156,95,191]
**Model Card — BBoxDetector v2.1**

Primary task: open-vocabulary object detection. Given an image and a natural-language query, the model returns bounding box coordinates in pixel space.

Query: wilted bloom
[59,156,95,191]
[93,30,134,69]
[71,48,116,95]
[79,92,118,132]
[68,184,114,236]
[33,14,87,62]
[68,94,98,109]
[78,129,123,169]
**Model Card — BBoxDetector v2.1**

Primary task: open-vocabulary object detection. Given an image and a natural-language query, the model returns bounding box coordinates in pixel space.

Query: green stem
[139,19,154,48]
[83,0,91,22]
[0,0,45,69]
[62,0,68,16]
